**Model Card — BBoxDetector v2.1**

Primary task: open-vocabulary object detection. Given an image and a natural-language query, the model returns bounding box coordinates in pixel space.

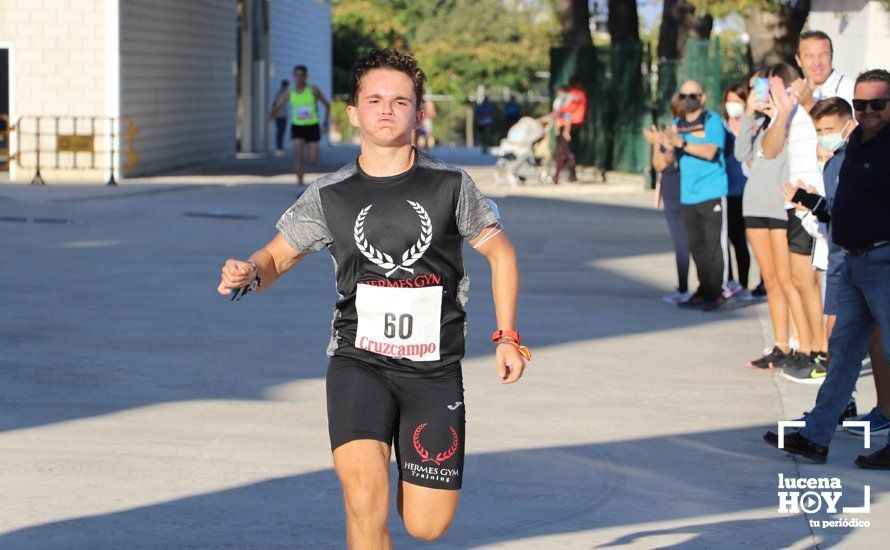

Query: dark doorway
[1,48,9,172]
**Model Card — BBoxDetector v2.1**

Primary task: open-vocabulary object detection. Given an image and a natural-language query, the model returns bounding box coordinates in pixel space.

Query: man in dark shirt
[764,69,890,468]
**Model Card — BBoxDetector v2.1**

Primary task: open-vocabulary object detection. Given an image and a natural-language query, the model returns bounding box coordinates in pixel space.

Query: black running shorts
[291,123,321,142]
[744,216,786,230]
[786,208,815,255]
[326,356,466,490]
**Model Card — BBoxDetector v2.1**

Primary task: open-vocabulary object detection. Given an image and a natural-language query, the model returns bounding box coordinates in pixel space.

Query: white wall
[1,0,109,182]
[267,0,332,150]
[810,0,890,79]
[120,0,236,176]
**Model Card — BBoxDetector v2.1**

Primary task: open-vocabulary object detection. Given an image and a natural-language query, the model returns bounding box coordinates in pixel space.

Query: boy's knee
[403,518,451,542]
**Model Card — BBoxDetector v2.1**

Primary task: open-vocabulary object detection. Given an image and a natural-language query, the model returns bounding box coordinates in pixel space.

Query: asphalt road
[1,152,885,548]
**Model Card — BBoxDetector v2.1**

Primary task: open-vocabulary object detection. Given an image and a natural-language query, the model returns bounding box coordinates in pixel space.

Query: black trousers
[274,117,287,150]
[681,197,729,301]
[726,195,750,288]
[554,135,577,183]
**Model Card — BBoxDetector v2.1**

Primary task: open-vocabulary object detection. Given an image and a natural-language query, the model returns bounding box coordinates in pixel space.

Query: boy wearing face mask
[780,97,856,382]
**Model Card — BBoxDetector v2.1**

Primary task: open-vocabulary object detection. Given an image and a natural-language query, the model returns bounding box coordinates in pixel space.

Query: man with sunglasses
[764,69,890,469]
[662,80,729,310]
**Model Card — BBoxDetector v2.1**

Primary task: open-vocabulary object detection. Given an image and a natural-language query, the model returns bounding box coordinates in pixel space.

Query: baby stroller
[493,116,551,186]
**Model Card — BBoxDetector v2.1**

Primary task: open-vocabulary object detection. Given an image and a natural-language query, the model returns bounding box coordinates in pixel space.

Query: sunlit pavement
[1,147,885,548]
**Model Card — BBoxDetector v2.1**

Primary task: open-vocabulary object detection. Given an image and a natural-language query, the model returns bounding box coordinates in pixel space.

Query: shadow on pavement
[0,427,860,548]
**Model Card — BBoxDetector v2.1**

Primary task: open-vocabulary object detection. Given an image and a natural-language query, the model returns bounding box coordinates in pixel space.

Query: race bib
[355,284,442,362]
[295,106,314,121]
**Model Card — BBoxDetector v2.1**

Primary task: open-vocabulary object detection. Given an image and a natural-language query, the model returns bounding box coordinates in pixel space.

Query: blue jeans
[801,244,890,447]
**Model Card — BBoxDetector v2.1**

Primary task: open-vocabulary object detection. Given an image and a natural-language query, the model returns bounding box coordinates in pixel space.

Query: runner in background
[289,64,331,186]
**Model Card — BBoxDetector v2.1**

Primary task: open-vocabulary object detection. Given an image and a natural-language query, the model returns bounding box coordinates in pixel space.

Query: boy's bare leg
[333,440,393,550]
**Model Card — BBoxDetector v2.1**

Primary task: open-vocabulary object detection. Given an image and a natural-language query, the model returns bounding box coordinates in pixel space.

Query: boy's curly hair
[350,48,425,108]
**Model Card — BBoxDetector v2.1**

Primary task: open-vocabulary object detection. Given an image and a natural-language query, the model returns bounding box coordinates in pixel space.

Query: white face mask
[725,102,745,119]
[817,120,852,153]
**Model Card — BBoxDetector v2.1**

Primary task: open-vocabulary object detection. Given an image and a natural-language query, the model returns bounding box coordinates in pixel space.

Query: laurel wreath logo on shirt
[354,200,433,278]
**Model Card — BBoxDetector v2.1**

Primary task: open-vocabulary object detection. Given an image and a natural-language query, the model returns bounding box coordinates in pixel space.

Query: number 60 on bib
[355,284,443,362]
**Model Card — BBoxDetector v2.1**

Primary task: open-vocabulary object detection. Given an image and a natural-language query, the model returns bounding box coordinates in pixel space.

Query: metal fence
[10,115,139,185]
[0,114,9,172]
[551,37,751,181]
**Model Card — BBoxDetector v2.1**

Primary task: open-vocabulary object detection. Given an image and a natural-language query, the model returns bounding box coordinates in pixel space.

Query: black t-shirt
[832,125,890,250]
[276,151,498,375]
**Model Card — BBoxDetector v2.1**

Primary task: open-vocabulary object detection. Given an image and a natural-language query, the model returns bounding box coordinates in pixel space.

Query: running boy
[217,49,529,546]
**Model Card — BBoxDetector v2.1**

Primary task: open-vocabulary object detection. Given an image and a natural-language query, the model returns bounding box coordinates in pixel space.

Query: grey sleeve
[456,170,498,239]
[275,183,332,253]
[734,114,757,163]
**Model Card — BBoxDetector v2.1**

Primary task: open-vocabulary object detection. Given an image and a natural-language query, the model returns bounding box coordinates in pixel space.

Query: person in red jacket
[554,79,587,184]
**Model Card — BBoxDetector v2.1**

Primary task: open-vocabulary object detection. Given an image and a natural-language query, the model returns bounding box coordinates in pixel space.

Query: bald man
[662,80,730,310]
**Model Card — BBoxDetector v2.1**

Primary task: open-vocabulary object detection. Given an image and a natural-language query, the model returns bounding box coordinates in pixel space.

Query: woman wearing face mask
[737,63,813,370]
[722,83,752,298]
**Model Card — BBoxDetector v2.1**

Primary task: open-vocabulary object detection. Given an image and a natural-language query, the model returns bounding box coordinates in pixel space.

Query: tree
[559,0,592,46]
[691,0,810,68]
[658,0,713,61]
[607,0,640,42]
[741,2,809,67]
[332,0,556,99]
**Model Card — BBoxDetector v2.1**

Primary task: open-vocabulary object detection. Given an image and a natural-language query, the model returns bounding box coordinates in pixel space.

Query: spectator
[722,82,752,297]
[764,69,890,468]
[267,80,290,156]
[644,94,690,304]
[414,98,436,152]
[475,96,495,153]
[740,63,813,369]
[550,94,577,185]
[505,96,522,129]
[779,97,890,436]
[762,30,856,364]
[556,78,588,183]
[661,79,729,310]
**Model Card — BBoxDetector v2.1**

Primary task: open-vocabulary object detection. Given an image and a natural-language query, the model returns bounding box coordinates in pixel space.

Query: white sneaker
[735,289,753,301]
[274,149,284,157]
[723,280,744,298]
[662,291,692,304]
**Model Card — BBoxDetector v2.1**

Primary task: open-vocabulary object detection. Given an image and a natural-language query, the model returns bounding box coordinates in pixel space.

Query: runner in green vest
[290,65,331,186]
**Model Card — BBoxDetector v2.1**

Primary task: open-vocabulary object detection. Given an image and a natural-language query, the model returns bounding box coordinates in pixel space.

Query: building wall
[809,0,890,80]
[1,0,110,182]
[120,0,236,176]
[267,0,332,150]
[865,1,890,73]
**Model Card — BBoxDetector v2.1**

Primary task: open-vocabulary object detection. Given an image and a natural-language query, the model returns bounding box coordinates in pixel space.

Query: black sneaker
[677,293,707,310]
[763,430,828,463]
[781,352,828,384]
[771,351,804,370]
[702,295,728,312]
[855,444,890,470]
[794,398,858,428]
[750,347,788,369]
[752,281,767,297]
[840,397,858,423]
